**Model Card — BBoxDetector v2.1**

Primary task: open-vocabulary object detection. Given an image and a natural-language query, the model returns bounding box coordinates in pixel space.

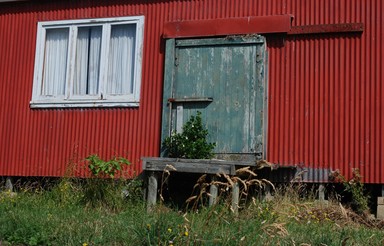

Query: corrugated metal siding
[0,0,383,183]
[0,1,165,177]
[267,0,384,183]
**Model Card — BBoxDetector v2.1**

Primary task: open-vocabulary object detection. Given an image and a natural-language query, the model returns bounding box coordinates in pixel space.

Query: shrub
[82,155,131,210]
[331,168,369,215]
[86,154,130,178]
[162,111,216,159]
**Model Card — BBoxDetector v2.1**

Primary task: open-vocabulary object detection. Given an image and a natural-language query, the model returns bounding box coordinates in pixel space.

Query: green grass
[0,179,383,245]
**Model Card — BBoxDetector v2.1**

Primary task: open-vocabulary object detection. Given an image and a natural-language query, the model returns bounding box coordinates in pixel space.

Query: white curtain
[107,24,136,95]
[73,26,102,96]
[42,28,69,96]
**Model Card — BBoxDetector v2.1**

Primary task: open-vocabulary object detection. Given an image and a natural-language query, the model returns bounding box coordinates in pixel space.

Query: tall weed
[331,168,370,215]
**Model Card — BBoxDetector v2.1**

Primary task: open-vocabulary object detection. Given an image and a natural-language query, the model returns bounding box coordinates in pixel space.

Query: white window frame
[30,16,145,108]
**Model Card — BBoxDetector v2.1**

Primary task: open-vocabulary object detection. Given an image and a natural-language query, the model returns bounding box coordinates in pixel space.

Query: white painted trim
[39,16,144,28]
[30,101,140,109]
[31,16,145,108]
[67,26,77,100]
[134,16,145,102]
[100,23,111,100]
[65,26,76,100]
[0,0,26,2]
[31,23,44,100]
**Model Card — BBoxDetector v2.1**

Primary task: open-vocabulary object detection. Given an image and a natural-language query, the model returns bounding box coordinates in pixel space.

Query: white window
[31,16,144,108]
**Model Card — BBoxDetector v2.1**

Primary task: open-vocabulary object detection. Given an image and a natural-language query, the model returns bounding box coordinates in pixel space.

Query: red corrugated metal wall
[0,0,383,183]
[267,0,383,183]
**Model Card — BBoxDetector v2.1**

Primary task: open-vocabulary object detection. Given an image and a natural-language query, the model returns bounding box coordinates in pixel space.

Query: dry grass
[175,165,384,232]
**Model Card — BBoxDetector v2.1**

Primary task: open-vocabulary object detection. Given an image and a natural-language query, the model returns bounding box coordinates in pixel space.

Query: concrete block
[377,197,384,205]
[377,205,384,219]
[318,184,325,201]
[263,184,274,202]
[5,177,13,192]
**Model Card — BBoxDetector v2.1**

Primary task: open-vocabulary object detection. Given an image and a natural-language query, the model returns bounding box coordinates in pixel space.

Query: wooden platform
[142,157,275,175]
[142,157,286,212]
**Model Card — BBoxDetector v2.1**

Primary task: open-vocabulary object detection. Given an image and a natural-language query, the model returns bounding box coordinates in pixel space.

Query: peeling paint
[162,37,266,160]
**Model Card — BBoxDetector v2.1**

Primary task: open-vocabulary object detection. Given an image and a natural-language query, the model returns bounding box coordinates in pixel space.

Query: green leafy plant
[83,155,131,209]
[331,168,369,215]
[86,155,130,178]
[163,111,216,159]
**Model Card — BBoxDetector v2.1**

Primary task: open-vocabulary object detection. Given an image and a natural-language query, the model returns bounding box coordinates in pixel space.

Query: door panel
[162,36,266,160]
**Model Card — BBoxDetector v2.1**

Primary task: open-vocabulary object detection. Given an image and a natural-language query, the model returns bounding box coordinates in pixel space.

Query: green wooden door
[162,36,267,161]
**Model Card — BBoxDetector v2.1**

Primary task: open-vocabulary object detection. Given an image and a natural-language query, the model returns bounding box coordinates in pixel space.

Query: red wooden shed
[0,0,382,185]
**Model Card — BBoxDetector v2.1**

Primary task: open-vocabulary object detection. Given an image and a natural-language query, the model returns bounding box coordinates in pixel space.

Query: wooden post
[231,181,239,214]
[318,184,325,201]
[147,172,158,211]
[209,176,218,206]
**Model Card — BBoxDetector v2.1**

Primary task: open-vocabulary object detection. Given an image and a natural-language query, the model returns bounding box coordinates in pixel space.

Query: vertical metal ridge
[379,0,384,182]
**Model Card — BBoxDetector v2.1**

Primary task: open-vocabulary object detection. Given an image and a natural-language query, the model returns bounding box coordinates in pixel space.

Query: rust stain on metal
[288,23,364,35]
[163,15,292,38]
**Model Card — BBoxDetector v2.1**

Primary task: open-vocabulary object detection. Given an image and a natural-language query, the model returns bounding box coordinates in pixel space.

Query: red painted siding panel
[0,1,165,177]
[0,0,383,183]
[163,15,292,38]
[266,0,383,183]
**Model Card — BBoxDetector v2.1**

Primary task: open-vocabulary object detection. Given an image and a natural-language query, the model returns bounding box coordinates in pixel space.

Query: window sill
[30,100,140,108]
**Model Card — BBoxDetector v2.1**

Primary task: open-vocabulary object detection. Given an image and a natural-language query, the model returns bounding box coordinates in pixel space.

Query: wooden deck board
[142,157,280,175]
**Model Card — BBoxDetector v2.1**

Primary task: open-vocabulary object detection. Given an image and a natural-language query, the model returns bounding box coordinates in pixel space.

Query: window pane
[73,26,102,96]
[42,28,69,96]
[107,24,136,95]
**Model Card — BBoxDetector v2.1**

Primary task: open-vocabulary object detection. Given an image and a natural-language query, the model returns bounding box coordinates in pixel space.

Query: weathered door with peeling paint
[162,36,267,161]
